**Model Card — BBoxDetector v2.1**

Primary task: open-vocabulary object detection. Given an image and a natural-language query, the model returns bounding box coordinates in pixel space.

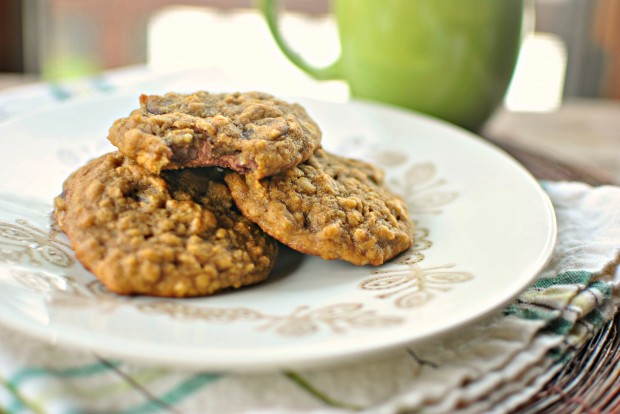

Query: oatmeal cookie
[54,152,278,297]
[224,149,414,266]
[108,91,322,178]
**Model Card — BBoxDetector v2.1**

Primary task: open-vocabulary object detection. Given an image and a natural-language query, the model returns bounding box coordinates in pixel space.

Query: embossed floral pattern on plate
[0,160,471,330]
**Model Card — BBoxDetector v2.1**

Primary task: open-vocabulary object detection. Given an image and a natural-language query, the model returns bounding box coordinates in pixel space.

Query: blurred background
[1,0,619,178]
[2,0,620,105]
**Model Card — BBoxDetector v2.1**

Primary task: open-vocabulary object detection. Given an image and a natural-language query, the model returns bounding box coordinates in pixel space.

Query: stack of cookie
[54,91,414,297]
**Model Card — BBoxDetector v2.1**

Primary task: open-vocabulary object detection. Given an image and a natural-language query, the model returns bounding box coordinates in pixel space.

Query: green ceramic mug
[260,0,524,131]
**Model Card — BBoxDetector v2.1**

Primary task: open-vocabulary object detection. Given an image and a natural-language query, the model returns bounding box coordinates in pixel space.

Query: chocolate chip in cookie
[54,152,278,297]
[108,91,322,178]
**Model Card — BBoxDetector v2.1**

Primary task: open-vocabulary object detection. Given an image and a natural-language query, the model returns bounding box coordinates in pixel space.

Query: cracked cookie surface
[225,149,414,266]
[54,152,278,297]
[108,91,322,178]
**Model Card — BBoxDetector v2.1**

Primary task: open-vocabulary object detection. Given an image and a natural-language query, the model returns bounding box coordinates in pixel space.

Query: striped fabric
[0,68,619,414]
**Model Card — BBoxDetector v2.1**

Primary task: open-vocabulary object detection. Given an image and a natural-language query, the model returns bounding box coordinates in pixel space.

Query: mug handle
[260,0,343,80]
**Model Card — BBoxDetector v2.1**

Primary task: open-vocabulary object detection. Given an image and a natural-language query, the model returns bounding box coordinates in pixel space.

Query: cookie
[224,149,414,266]
[54,152,278,297]
[108,91,322,178]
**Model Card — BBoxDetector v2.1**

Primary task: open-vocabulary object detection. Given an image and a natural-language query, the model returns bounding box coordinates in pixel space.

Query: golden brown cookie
[108,91,322,178]
[54,152,278,297]
[224,149,414,266]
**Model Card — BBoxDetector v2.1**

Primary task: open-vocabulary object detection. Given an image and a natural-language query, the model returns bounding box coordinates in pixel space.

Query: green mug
[260,0,524,131]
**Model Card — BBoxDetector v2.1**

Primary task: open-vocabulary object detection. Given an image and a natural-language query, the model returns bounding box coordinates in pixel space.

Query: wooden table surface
[484,99,620,186]
[1,73,619,413]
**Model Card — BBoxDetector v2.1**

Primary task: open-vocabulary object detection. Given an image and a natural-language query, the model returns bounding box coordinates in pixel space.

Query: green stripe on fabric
[533,270,592,289]
[41,367,170,402]
[589,281,612,297]
[89,76,115,93]
[1,373,45,414]
[285,372,362,411]
[48,84,72,101]
[503,304,558,321]
[116,373,221,414]
[582,309,607,329]
[9,361,120,387]
[503,304,520,317]
[542,317,573,336]
[539,180,552,191]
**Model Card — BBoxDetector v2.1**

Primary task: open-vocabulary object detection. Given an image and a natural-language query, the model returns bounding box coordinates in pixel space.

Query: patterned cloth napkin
[0,69,619,414]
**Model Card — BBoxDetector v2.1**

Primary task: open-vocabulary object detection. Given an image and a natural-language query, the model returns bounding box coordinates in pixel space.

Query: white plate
[0,94,556,371]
